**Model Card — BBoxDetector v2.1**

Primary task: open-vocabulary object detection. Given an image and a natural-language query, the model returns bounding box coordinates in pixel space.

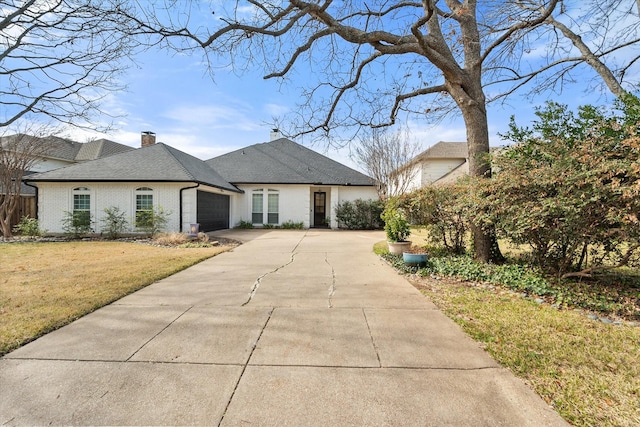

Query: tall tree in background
[354,127,421,200]
[97,1,640,260]
[0,0,140,130]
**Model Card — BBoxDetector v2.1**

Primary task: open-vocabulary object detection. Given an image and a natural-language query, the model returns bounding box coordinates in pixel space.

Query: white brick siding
[35,182,193,234]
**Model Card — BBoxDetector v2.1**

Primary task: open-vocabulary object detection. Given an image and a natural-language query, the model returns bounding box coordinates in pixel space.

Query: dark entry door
[314,192,327,227]
[197,191,230,231]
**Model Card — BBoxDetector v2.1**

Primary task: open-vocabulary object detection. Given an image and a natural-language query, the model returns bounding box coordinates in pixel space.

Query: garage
[197,191,230,231]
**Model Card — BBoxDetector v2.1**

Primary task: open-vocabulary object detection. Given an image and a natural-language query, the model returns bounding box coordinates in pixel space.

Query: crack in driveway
[242,254,297,306]
[325,252,336,308]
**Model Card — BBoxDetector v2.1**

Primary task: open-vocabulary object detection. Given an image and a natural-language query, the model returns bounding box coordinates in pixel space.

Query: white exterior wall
[404,164,423,193]
[35,182,191,234]
[231,184,378,229]
[232,184,311,228]
[421,159,466,185]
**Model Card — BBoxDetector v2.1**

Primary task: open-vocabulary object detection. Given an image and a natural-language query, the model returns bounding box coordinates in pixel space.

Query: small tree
[0,132,52,237]
[353,127,422,200]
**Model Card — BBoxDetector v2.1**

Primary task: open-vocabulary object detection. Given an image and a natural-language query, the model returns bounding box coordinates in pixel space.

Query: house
[24,133,378,234]
[206,137,377,229]
[0,134,134,173]
[403,141,468,191]
[1,134,134,231]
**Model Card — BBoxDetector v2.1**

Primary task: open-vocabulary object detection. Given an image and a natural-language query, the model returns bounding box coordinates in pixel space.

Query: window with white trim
[267,190,279,224]
[252,190,263,224]
[73,187,91,214]
[251,188,279,225]
[135,187,153,227]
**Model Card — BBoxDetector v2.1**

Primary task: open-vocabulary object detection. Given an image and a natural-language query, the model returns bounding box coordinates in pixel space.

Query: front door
[314,192,327,227]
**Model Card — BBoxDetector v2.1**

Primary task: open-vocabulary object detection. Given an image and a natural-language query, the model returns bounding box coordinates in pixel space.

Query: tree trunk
[453,86,503,263]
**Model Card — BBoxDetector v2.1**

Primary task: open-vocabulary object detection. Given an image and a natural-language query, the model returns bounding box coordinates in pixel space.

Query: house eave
[24,178,244,194]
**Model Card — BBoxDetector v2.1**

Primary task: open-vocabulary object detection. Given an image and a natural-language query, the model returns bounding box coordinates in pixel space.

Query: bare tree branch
[1,0,141,130]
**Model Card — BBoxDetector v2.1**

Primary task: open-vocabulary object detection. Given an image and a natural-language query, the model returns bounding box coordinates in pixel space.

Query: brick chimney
[141,131,156,147]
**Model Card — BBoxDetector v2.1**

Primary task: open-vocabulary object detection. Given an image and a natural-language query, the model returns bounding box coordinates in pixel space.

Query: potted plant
[381,206,411,255]
[402,246,428,267]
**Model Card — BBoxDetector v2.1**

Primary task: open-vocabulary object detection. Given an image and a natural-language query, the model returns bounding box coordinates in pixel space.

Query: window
[267,190,279,224]
[72,187,92,230]
[135,187,153,227]
[252,190,263,224]
[251,189,279,225]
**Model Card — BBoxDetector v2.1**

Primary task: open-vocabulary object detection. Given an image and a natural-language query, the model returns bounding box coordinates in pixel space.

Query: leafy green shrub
[12,216,42,237]
[235,220,254,229]
[62,211,93,238]
[398,184,469,255]
[100,206,128,239]
[281,220,304,229]
[485,98,640,276]
[135,206,170,237]
[381,201,410,242]
[335,199,384,229]
[262,223,276,229]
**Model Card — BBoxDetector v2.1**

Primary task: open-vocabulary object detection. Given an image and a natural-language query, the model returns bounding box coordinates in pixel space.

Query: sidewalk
[0,230,568,426]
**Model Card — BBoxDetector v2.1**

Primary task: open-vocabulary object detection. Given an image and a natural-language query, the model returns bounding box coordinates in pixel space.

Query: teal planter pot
[403,252,427,267]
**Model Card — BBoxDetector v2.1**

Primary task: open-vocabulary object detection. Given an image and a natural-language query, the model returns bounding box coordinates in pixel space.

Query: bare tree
[121,0,637,262]
[486,0,640,101]
[1,0,140,130]
[0,129,52,237]
[354,127,421,200]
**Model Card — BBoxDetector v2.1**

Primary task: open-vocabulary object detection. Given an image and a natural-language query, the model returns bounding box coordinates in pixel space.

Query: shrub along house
[25,132,378,234]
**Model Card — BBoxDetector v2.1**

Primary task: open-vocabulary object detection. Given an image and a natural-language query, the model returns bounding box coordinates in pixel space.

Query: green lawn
[0,241,228,355]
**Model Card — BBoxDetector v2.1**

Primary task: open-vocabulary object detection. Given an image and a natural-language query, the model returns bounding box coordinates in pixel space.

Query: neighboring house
[403,141,468,191]
[0,134,134,173]
[1,134,133,230]
[24,133,378,234]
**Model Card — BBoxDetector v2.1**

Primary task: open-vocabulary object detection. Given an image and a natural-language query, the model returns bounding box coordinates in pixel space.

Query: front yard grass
[411,276,640,427]
[0,241,228,356]
[378,230,639,427]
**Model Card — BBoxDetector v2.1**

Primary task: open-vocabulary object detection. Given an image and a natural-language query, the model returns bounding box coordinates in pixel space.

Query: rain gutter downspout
[179,183,200,233]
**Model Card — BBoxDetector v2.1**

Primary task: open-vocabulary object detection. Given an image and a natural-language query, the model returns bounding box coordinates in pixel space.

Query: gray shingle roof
[26,143,241,193]
[1,134,133,162]
[74,139,133,161]
[206,138,374,186]
[414,141,468,161]
[0,134,80,161]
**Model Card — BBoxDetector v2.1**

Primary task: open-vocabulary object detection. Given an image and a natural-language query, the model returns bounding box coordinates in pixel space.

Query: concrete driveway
[0,229,567,426]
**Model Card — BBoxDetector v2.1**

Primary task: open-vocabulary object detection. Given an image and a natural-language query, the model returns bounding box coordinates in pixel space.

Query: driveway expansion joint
[218,306,274,427]
[362,309,382,368]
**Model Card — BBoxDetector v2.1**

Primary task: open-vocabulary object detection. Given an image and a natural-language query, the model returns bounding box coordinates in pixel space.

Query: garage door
[197,191,230,231]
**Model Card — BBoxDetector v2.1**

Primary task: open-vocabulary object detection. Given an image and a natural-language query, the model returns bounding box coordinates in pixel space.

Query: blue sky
[44,3,637,172]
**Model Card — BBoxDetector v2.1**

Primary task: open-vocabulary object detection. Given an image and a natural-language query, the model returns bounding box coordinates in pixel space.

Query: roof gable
[74,139,134,161]
[26,143,241,193]
[414,141,468,162]
[206,138,374,186]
